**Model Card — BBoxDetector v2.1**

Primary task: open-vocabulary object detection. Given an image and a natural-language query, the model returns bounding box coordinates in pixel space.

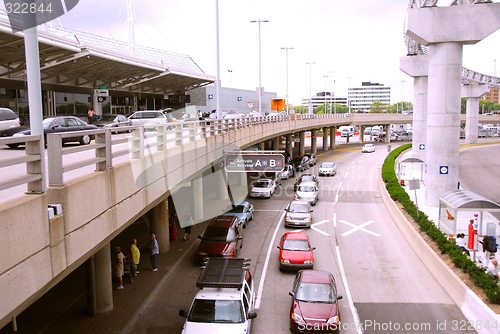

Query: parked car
[304,153,317,166]
[361,143,375,153]
[221,201,254,228]
[0,108,20,131]
[262,171,282,187]
[93,114,132,133]
[250,178,276,198]
[0,116,97,148]
[197,215,244,263]
[283,200,313,228]
[318,162,337,176]
[292,156,310,172]
[224,111,246,119]
[128,110,170,130]
[295,181,319,206]
[278,232,315,271]
[289,270,343,333]
[294,174,319,191]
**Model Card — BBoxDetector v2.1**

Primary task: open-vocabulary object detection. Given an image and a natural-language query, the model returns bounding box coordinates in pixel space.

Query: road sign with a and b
[408,179,420,190]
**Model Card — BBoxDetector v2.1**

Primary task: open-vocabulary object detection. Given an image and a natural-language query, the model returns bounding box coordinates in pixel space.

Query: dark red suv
[197,215,243,263]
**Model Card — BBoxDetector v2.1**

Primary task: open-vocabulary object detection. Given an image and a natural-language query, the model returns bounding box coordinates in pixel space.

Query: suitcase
[169,225,177,240]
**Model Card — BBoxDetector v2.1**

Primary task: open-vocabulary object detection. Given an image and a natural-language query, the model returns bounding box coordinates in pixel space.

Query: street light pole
[401,80,405,114]
[323,75,328,114]
[347,76,353,114]
[215,0,222,119]
[306,62,315,114]
[281,47,293,114]
[250,19,268,115]
[328,71,334,114]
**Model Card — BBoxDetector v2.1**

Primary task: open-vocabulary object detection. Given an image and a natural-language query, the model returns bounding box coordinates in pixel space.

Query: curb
[379,175,500,334]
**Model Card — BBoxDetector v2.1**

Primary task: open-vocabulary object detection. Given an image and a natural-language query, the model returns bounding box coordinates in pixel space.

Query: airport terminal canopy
[0,13,214,95]
[438,189,500,236]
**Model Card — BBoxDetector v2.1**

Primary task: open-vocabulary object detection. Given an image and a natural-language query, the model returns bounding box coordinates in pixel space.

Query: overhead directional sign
[225,154,284,172]
[94,85,109,97]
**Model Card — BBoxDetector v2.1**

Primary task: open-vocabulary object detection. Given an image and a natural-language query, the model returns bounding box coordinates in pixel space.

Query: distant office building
[348,81,391,113]
[301,92,347,111]
[481,87,499,104]
[189,86,277,114]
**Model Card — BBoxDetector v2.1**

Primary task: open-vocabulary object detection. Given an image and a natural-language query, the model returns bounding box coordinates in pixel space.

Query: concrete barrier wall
[0,117,359,327]
[379,174,500,334]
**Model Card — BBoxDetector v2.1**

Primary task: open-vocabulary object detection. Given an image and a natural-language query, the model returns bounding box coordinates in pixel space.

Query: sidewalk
[37,223,205,334]
[398,148,500,268]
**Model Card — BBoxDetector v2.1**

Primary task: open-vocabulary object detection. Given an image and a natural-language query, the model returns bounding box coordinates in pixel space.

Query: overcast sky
[8,0,500,106]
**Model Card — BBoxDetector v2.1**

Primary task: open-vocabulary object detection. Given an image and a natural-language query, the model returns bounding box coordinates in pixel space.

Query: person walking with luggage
[131,239,140,275]
[115,246,125,289]
[149,234,159,271]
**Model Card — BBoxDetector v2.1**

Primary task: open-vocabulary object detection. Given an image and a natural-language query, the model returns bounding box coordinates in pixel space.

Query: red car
[289,270,343,333]
[197,215,243,263]
[278,232,315,271]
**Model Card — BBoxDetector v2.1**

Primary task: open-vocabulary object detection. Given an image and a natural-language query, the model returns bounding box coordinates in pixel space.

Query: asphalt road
[127,143,476,334]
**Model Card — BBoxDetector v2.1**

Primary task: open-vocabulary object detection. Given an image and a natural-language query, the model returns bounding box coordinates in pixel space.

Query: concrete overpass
[1,112,500,329]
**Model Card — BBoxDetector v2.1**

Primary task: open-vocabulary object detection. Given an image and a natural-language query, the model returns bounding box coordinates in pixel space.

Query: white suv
[179,258,257,334]
[0,108,20,131]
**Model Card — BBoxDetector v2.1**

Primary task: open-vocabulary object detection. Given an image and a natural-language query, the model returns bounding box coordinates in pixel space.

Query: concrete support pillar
[299,131,305,156]
[258,142,265,151]
[218,169,229,199]
[92,94,103,116]
[273,137,280,151]
[286,134,293,158]
[425,42,463,207]
[329,126,336,150]
[360,125,365,143]
[193,176,203,222]
[400,55,429,162]
[462,85,490,144]
[322,127,328,151]
[405,3,500,206]
[466,97,479,144]
[150,199,170,253]
[385,125,390,143]
[94,244,113,313]
[311,129,317,154]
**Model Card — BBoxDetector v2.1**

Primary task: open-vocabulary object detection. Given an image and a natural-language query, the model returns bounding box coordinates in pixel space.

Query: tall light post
[328,71,335,114]
[306,62,315,114]
[323,75,329,114]
[215,0,222,119]
[401,80,405,114]
[347,76,353,113]
[250,19,268,115]
[281,47,293,114]
[228,69,233,88]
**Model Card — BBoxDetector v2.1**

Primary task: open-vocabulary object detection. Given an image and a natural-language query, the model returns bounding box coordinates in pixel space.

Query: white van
[179,258,257,334]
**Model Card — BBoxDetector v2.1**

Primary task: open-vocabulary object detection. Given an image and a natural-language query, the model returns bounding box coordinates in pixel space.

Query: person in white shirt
[486,259,498,279]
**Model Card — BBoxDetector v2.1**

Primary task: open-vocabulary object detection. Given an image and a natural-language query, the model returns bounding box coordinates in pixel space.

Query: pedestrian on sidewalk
[183,210,194,241]
[486,258,498,279]
[131,239,140,275]
[87,108,95,124]
[149,234,159,271]
[115,246,125,289]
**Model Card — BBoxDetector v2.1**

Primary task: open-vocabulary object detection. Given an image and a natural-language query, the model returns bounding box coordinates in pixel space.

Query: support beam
[329,126,336,151]
[311,129,317,154]
[322,127,328,151]
[462,85,491,144]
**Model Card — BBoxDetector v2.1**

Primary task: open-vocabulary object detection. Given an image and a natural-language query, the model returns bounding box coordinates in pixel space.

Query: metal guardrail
[0,113,354,193]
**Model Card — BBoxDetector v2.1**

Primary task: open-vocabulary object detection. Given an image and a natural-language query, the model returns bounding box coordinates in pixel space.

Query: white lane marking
[311,220,330,236]
[333,212,337,228]
[335,193,339,203]
[336,246,363,334]
[339,220,381,237]
[255,210,286,309]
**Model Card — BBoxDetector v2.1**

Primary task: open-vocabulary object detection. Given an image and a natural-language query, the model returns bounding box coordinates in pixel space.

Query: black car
[292,156,310,172]
[0,116,98,148]
[93,114,132,133]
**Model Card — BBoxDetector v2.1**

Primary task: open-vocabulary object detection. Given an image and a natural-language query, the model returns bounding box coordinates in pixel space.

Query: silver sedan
[318,162,337,176]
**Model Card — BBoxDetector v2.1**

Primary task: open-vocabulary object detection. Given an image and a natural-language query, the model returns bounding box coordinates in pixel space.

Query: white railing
[0,113,353,193]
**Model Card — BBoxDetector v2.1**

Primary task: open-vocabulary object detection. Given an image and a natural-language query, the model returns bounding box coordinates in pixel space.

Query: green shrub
[382,145,500,305]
